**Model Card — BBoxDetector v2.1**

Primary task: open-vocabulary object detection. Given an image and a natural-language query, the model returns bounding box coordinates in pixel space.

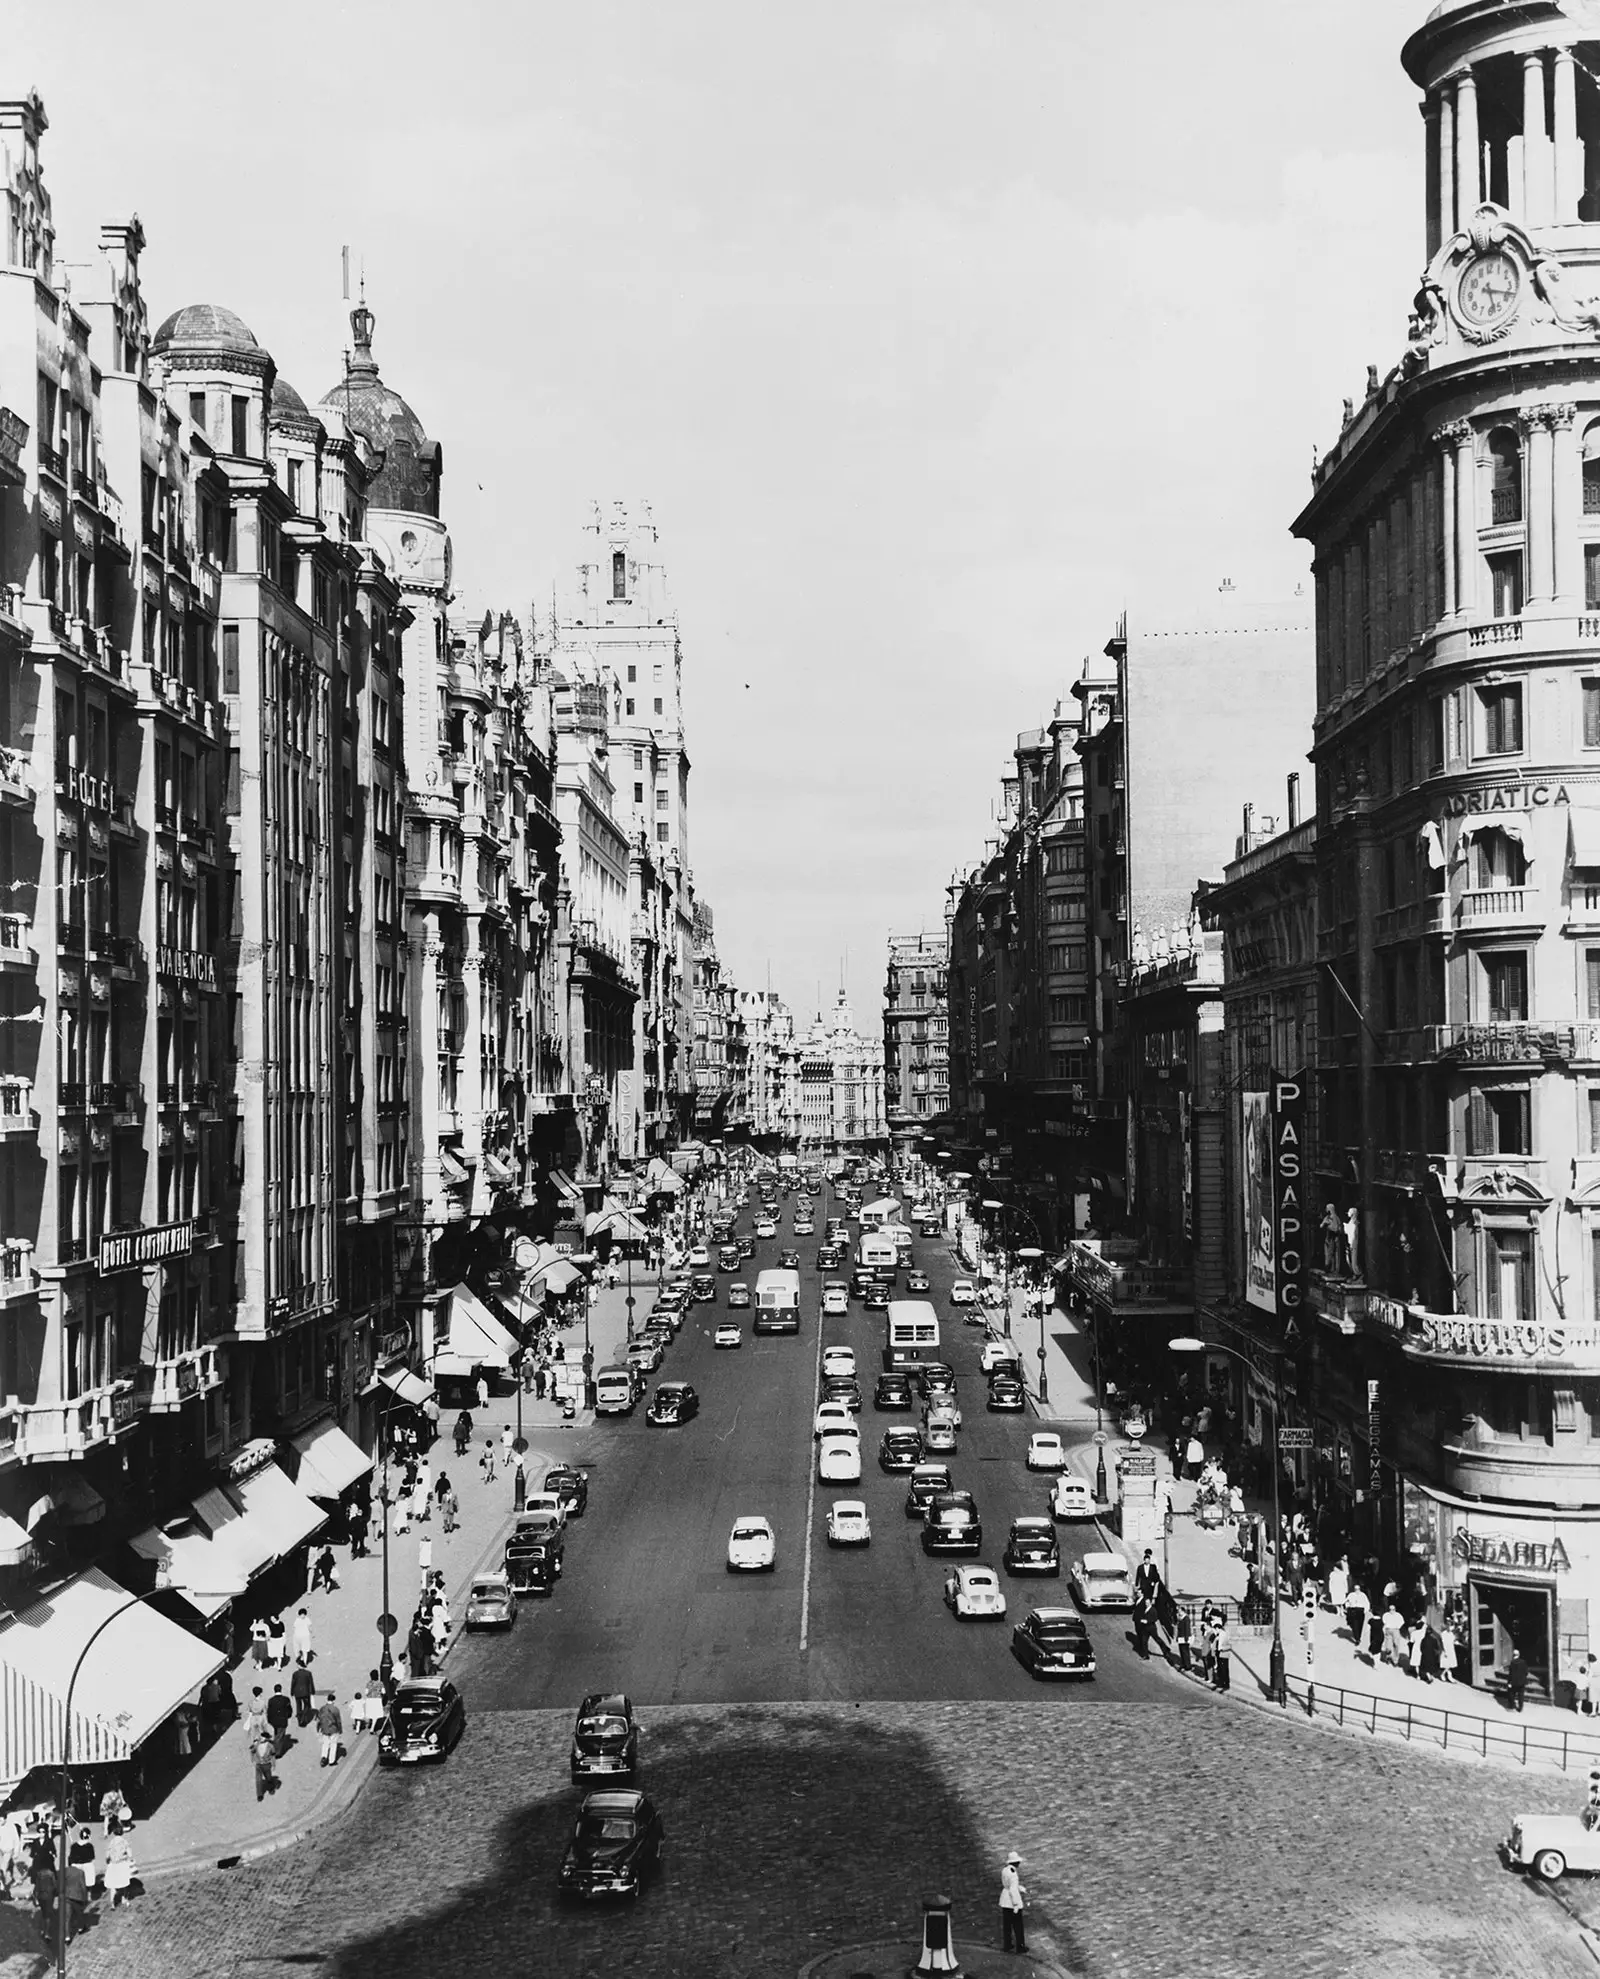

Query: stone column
[413,908,443,1204]
[1550,402,1582,609]
[1440,87,1456,236]
[1455,68,1480,219]
[1554,47,1581,221]
[1441,420,1476,617]
[1524,408,1555,608]
[1523,52,1551,227]
[1424,94,1443,260]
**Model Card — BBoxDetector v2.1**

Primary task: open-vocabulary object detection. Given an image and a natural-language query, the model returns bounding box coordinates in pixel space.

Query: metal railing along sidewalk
[1267,1670,1600,1774]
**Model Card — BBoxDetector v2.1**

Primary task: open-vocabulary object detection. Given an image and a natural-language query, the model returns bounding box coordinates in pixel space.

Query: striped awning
[1,1661,128,1788]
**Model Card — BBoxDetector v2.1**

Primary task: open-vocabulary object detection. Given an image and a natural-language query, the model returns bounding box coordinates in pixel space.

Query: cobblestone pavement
[12,1698,1589,1979]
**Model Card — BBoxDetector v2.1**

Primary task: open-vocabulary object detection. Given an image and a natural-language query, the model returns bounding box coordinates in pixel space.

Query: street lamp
[1017,1246,1046,1405]
[981,1200,1004,1319]
[1168,1334,1286,1705]
[377,1386,397,1695]
[1091,1302,1107,1505]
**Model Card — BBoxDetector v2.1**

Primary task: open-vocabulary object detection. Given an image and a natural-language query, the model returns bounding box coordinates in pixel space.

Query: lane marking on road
[800,1293,824,1653]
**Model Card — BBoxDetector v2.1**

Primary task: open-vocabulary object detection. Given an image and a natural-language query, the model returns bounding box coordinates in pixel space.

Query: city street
[14,1192,1592,1979]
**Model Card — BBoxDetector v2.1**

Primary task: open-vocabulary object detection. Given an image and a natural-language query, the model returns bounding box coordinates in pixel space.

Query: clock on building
[1455,251,1521,337]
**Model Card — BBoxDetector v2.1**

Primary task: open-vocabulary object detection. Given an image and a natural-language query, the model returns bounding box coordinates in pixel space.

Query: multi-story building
[797,991,884,1151]
[740,988,799,1147]
[882,931,950,1151]
[1289,0,1600,1699]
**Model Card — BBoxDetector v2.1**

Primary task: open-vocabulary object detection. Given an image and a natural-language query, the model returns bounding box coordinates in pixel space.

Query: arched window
[1583,420,1600,514]
[1487,427,1522,525]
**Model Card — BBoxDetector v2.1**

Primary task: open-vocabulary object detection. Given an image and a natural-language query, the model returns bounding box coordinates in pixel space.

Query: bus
[857,1231,899,1275]
[883,1299,941,1371]
[858,1198,901,1232]
[754,1268,801,1335]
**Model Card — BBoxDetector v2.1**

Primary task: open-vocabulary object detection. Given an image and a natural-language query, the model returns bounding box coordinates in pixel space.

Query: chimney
[1242,802,1253,851]
[1287,772,1300,829]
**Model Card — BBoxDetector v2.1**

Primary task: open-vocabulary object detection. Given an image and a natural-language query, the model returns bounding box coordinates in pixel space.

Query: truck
[754,1267,801,1335]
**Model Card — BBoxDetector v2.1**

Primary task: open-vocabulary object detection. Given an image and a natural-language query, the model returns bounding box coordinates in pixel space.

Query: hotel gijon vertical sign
[1243,1069,1307,1323]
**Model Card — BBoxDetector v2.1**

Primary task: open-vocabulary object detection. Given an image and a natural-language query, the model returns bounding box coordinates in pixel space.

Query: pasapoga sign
[1272,1070,1307,1319]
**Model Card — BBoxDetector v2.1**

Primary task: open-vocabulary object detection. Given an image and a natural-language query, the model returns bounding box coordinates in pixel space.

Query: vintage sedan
[950,1279,978,1306]
[922,1415,957,1456]
[1003,1516,1062,1576]
[717,1244,742,1272]
[875,1371,915,1412]
[1504,1806,1600,1881]
[863,1283,891,1311]
[1026,1432,1068,1472]
[691,1274,717,1304]
[558,1789,664,1902]
[825,1499,872,1546]
[1070,1550,1136,1610]
[818,1432,862,1483]
[987,1375,1026,1413]
[821,1283,850,1317]
[879,1427,924,1472]
[464,1572,518,1630]
[793,1217,815,1235]
[943,1563,1007,1620]
[814,1400,855,1439]
[378,1676,467,1765]
[906,1269,931,1293]
[1051,1473,1097,1520]
[1012,1607,1098,1680]
[647,1381,699,1426]
[980,1335,1022,1374]
[713,1323,743,1349]
[754,1216,777,1239]
[727,1515,777,1572]
[821,1375,862,1413]
[737,1235,756,1261]
[920,1362,957,1399]
[625,1337,663,1375]
[686,1245,711,1269]
[922,1490,982,1556]
[570,1693,639,1783]
[727,1281,752,1309]
[778,1248,802,1270]
[904,1462,954,1517]
[543,1466,589,1518]
[822,1345,857,1380]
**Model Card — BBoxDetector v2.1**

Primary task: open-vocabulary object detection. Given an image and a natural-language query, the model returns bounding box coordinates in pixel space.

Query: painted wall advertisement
[1242,1088,1273,1313]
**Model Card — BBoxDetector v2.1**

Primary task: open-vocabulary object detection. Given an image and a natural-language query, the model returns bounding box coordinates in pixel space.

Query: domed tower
[1295,0,1600,1701]
[150,302,272,459]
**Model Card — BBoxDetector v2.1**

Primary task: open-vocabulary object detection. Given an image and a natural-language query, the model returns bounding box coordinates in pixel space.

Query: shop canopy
[128,1515,261,1621]
[533,1258,584,1296]
[585,1203,650,1242]
[0,1512,32,1567]
[379,1365,435,1409]
[435,1285,520,1374]
[191,1484,279,1583]
[0,1567,225,1788]
[549,1169,584,1209]
[287,1419,374,1500]
[227,1464,326,1558]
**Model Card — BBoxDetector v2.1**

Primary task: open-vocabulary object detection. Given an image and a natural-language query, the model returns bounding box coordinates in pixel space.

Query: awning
[228,1464,325,1557]
[533,1258,583,1295]
[482,1152,515,1187]
[442,1284,520,1370]
[128,1517,256,1621]
[1572,811,1600,870]
[0,1513,33,1567]
[0,1567,225,1787]
[288,1419,373,1500]
[438,1150,470,1188]
[191,1485,279,1582]
[550,1168,583,1208]
[1417,821,1446,873]
[430,1353,478,1379]
[29,1475,107,1530]
[379,1365,434,1409]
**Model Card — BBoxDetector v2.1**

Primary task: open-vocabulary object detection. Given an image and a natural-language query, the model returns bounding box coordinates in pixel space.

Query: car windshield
[732,1525,767,1542]
[1087,1566,1127,1584]
[1037,1620,1085,1639]
[579,1716,629,1738]
[578,1816,636,1843]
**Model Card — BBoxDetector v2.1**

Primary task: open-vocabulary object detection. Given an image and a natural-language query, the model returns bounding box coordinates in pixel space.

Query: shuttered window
[1466,1087,1531,1155]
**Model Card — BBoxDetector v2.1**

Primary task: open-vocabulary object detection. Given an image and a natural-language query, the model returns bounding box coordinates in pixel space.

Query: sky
[12,0,1429,1027]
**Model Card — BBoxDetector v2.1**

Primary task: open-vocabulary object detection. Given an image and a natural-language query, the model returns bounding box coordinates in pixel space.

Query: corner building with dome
[1296,0,1600,1701]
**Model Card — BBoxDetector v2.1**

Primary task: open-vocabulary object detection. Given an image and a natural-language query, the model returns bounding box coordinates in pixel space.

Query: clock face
[1457,252,1521,332]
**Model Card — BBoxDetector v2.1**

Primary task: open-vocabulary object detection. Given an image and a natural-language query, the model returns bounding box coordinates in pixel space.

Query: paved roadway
[457,1185,1178,1709]
[24,1180,1593,1979]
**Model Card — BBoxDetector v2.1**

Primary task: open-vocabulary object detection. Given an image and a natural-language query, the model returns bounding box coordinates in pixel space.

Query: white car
[822,1346,856,1380]
[1050,1474,1097,1520]
[950,1279,977,1306]
[818,1433,862,1482]
[713,1323,742,1349]
[1026,1433,1067,1472]
[814,1401,855,1439]
[943,1563,1007,1621]
[687,1245,711,1268]
[826,1500,871,1546]
[1070,1550,1135,1609]
[1505,1806,1600,1881]
[821,1284,849,1317]
[521,1492,568,1531]
[793,1218,814,1235]
[923,1416,957,1455]
[754,1216,777,1239]
[727,1516,776,1572]
[980,1335,1022,1374]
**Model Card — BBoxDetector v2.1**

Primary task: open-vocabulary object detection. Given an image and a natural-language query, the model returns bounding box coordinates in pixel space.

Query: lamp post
[1017,1246,1046,1405]
[378,1385,396,1695]
[625,1239,636,1341]
[1092,1302,1107,1505]
[1169,1334,1286,1705]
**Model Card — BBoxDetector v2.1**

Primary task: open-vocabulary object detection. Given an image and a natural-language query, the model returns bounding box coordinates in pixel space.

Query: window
[1487,553,1523,620]
[633,749,643,770]
[1046,896,1086,924]
[230,395,249,456]
[627,665,637,682]
[612,551,626,600]
[1048,994,1088,1023]
[1467,1086,1531,1155]
[633,783,643,804]
[1046,841,1085,875]
[1587,949,1600,1020]
[656,790,668,811]
[1588,548,1600,611]
[1482,951,1528,1021]
[625,699,635,717]
[1487,428,1522,524]
[1479,683,1523,755]
[1485,1227,1533,1323]
[1473,827,1527,888]
[1048,941,1086,973]
[1586,682,1600,749]
[656,823,668,844]
[653,698,663,716]
[287,459,302,512]
[189,391,206,432]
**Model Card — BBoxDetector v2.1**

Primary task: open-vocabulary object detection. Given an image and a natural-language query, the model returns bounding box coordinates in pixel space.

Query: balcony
[1390,1020,1600,1066]
[0,1239,36,1305]
[1457,886,1541,929]
[0,1075,34,1136]
[12,1383,135,1461]
[58,1079,85,1109]
[105,933,145,977]
[0,743,32,806]
[37,441,66,483]
[1373,896,1449,944]
[144,1343,222,1414]
[0,912,36,971]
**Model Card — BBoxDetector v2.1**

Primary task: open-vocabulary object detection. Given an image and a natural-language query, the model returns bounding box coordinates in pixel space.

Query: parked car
[727,1515,776,1572]
[821,1376,862,1413]
[625,1337,663,1374]
[570,1693,639,1783]
[1070,1551,1135,1609]
[647,1381,699,1426]
[504,1513,564,1591]
[904,1462,954,1517]
[987,1374,1026,1412]
[980,1335,1022,1374]
[464,1572,518,1630]
[818,1432,862,1483]
[543,1466,589,1518]
[1504,1807,1600,1881]
[686,1245,711,1269]
[875,1371,915,1412]
[1027,1432,1067,1472]
[1003,1516,1061,1576]
[826,1499,872,1546]
[922,1490,982,1555]
[1012,1607,1097,1680]
[950,1279,977,1306]
[558,1789,664,1901]
[814,1400,855,1438]
[879,1427,924,1472]
[378,1676,467,1765]
[714,1323,743,1349]
[1051,1474,1097,1520]
[944,1563,1007,1620]
[727,1282,752,1308]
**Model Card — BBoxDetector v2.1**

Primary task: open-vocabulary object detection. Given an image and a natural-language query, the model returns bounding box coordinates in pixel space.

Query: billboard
[1272,1070,1307,1321]
[1242,1088,1273,1313]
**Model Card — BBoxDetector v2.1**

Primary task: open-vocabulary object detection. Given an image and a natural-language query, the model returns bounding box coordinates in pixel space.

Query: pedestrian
[394,1486,412,1535]
[1214,1619,1232,1692]
[249,1615,270,1669]
[435,1470,451,1509]
[1507,1646,1530,1712]
[1576,1653,1597,1714]
[216,1667,239,1725]
[244,1686,268,1747]
[998,1850,1028,1954]
[103,1835,135,1910]
[1438,1624,1458,1684]
[312,1544,339,1595]
[534,1363,547,1401]
[1326,1556,1349,1615]
[266,1612,288,1667]
[1184,1430,1204,1478]
[266,1683,293,1756]
[61,1857,89,1943]
[68,1824,98,1896]
[0,1812,23,1901]
[1175,1607,1193,1675]
[453,1409,473,1458]
[290,1659,316,1727]
[408,1617,434,1679]
[252,1728,277,1802]
[347,1501,369,1559]
[200,1672,225,1741]
[1419,1624,1442,1685]
[33,1856,58,1947]
[1380,1601,1406,1665]
[442,1487,459,1534]
[418,1533,433,1578]
[500,1423,514,1471]
[476,1374,490,1411]
[316,1693,344,1768]
[481,1438,496,1484]
[293,1606,313,1665]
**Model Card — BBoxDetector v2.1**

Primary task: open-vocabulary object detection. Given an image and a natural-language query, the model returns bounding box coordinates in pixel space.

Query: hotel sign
[1452,1528,1571,1574]
[157,946,218,987]
[98,1220,194,1274]
[63,770,116,813]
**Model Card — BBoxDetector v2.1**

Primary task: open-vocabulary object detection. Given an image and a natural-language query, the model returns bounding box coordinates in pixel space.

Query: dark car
[378,1676,467,1765]
[737,1235,756,1261]
[904,1462,954,1518]
[718,1245,741,1272]
[505,1514,565,1593]
[920,1362,957,1400]
[987,1374,1027,1412]
[921,1490,982,1555]
[874,1370,914,1411]
[544,1465,589,1518]
[691,1274,717,1304]
[1011,1607,1097,1679]
[850,1269,876,1300]
[570,1693,639,1783]
[879,1427,924,1472]
[816,1245,842,1271]
[821,1375,862,1413]
[986,1356,1023,1385]
[1004,1516,1061,1576]
[906,1269,931,1292]
[647,1381,699,1425]
[863,1283,890,1311]
[559,1788,665,1902]
[777,1247,801,1270]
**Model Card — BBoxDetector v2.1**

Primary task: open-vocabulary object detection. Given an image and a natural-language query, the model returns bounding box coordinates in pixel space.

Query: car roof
[932,1490,976,1508]
[732,1514,772,1530]
[1031,1431,1063,1442]
[831,1499,867,1514]
[581,1789,645,1813]
[472,1572,511,1590]
[396,1675,447,1695]
[1082,1551,1128,1569]
[579,1692,632,1714]
[911,1463,951,1479]
[1028,1607,1087,1627]
[959,1564,997,1580]
[1011,1516,1053,1531]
